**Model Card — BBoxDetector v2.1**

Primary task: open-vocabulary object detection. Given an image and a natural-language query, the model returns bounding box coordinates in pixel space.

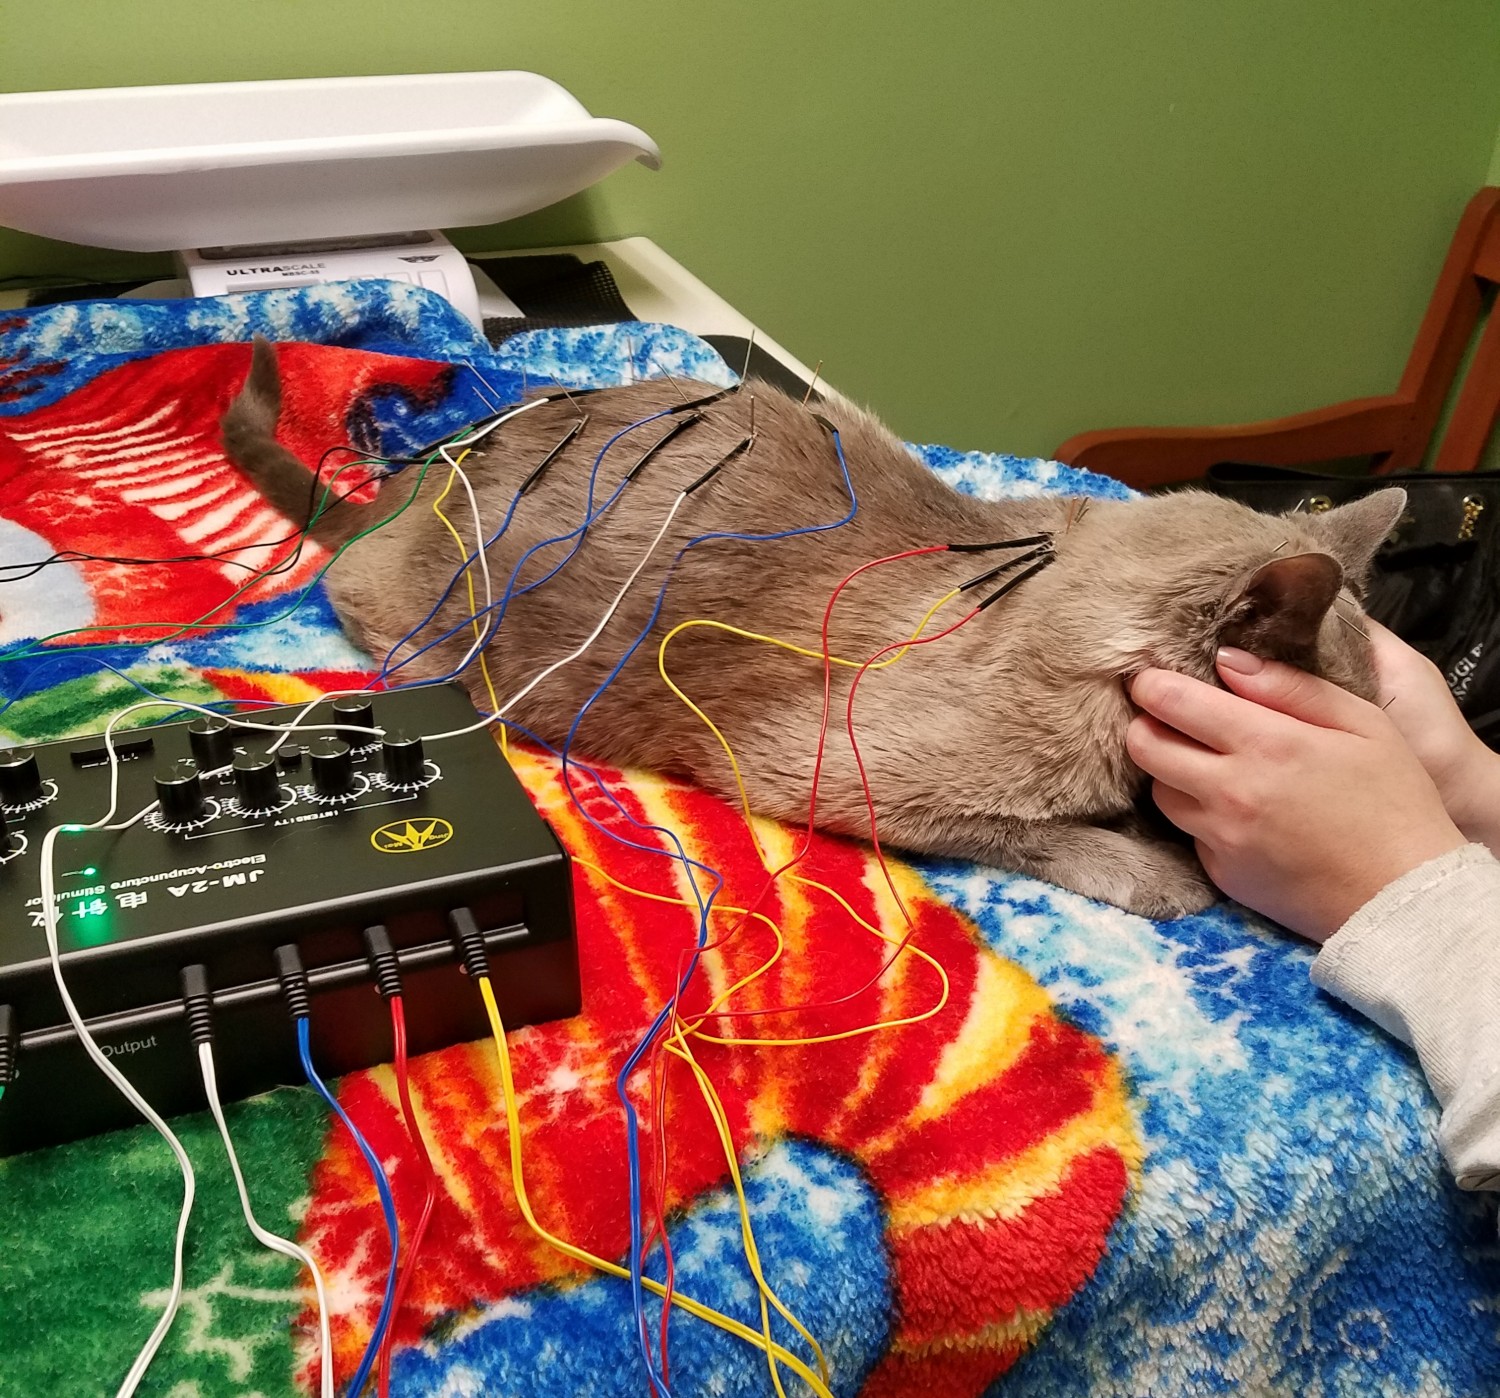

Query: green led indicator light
[82,866,98,877]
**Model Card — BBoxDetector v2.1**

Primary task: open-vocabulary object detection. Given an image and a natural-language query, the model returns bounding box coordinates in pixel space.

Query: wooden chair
[1054,187,1500,489]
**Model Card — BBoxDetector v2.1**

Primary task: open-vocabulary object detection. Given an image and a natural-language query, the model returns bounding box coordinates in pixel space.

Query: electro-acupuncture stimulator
[0,683,578,1159]
[0,351,1062,1398]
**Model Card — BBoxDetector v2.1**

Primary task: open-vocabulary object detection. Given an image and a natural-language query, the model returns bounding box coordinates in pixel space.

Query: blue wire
[377,408,675,687]
[11,399,841,1396]
[375,479,526,684]
[493,718,728,895]
[374,473,629,688]
[429,430,857,1394]
[296,1017,400,1398]
[553,427,859,1393]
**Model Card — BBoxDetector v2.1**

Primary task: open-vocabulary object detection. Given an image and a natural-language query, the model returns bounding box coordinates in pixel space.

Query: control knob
[188,716,235,771]
[0,748,43,810]
[155,759,206,824]
[382,729,427,786]
[332,696,377,748]
[232,750,283,811]
[308,736,356,798]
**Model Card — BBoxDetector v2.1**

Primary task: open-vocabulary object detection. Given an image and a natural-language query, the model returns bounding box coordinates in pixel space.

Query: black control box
[0,684,579,1155]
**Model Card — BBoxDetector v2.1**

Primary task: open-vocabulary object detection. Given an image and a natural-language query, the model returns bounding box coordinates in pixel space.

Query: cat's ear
[1301,488,1407,580]
[1221,552,1343,657]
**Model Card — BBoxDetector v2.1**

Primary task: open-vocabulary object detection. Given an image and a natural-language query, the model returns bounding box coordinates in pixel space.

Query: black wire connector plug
[0,1004,16,1094]
[363,925,404,1000]
[275,944,312,1020]
[180,964,215,1048]
[448,908,492,983]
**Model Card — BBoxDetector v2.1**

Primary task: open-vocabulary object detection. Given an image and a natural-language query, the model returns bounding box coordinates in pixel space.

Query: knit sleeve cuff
[1310,843,1499,1104]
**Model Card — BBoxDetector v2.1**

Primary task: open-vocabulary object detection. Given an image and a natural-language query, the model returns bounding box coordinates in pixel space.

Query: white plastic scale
[0,72,662,329]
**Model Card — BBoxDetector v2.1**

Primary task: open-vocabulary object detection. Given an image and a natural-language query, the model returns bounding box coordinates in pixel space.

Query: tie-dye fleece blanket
[0,283,1495,1398]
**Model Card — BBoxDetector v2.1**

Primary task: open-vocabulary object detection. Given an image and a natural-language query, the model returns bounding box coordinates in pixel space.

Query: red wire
[629,545,952,1370]
[662,558,980,1029]
[715,604,983,1023]
[638,604,985,1341]
[377,995,439,1398]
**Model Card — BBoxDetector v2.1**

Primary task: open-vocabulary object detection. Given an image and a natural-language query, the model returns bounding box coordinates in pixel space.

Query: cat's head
[1083,487,1407,699]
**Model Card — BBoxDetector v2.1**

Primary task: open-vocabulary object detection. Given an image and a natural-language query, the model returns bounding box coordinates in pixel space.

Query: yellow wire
[690,872,950,1047]
[474,976,834,1397]
[570,857,824,1389]
[453,529,953,1382]
[432,453,508,759]
[660,1020,828,1397]
[630,594,960,1373]
[655,590,959,852]
[441,473,829,1388]
[573,856,787,1017]
[572,856,949,1047]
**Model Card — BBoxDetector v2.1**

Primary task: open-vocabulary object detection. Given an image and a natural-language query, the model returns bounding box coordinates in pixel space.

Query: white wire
[422,489,689,742]
[446,394,549,453]
[198,1041,334,1398]
[436,454,496,679]
[35,698,339,1397]
[22,396,546,1395]
[40,830,192,1395]
[243,397,553,758]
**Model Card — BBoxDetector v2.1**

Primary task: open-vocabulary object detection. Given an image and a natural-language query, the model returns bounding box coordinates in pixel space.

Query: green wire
[0,446,443,664]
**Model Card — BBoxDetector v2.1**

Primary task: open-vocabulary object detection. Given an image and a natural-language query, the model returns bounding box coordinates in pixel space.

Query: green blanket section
[1,1086,328,1397]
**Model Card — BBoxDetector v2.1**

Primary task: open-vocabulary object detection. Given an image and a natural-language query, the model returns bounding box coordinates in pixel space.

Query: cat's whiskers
[738,329,756,386]
[1269,539,1290,556]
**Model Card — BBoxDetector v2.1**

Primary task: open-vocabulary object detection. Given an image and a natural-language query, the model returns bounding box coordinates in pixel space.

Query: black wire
[957,542,1054,593]
[519,416,589,496]
[977,553,1056,610]
[0,443,398,584]
[0,384,687,585]
[946,532,1054,554]
[683,434,753,496]
[623,412,704,484]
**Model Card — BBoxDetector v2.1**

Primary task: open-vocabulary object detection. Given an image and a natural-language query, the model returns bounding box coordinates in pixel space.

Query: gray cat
[223,338,1404,918]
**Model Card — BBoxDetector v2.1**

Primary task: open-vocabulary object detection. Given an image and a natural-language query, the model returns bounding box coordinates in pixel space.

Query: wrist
[1442,741,1500,856]
[1315,819,1469,946]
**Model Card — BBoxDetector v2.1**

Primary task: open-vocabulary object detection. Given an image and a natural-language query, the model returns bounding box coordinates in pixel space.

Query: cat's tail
[221,334,391,552]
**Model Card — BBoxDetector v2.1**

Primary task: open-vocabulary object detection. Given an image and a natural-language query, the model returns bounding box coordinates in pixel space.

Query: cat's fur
[223,338,1405,917]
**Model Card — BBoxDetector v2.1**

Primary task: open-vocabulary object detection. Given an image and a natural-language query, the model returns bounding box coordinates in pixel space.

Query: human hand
[1365,619,1500,856]
[1126,648,1466,942]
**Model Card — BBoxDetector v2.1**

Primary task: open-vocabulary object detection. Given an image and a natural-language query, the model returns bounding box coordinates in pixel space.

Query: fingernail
[1216,646,1264,675]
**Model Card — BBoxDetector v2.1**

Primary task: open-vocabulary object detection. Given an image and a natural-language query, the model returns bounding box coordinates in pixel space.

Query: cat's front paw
[1112,841,1217,919]
[1041,830,1217,919]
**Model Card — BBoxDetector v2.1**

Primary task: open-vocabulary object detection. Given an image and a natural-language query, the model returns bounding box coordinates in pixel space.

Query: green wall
[4,1,1499,458]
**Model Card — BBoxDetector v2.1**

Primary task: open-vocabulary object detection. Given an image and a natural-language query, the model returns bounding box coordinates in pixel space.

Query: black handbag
[1195,463,1500,750]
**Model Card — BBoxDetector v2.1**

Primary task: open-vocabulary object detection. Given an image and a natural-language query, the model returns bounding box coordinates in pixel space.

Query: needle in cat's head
[802,359,824,407]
